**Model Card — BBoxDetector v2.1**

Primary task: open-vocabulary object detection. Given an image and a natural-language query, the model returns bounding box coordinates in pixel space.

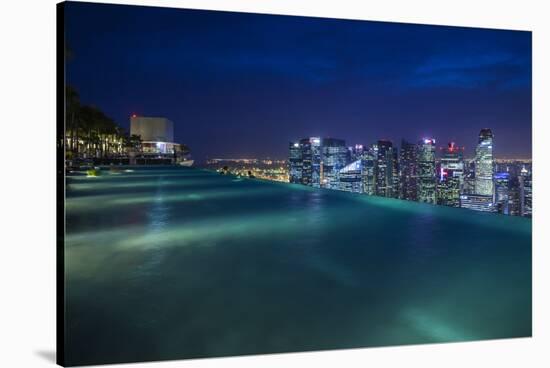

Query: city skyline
[286,128,532,217]
[65,2,532,161]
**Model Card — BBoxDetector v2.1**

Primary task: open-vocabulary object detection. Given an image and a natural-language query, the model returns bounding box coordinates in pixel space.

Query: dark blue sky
[65,2,532,161]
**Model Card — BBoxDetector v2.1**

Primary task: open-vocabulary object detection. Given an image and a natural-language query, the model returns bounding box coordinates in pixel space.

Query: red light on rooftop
[131,114,137,118]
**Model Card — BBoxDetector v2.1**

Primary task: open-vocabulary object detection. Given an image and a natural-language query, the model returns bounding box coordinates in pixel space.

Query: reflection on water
[64,167,532,366]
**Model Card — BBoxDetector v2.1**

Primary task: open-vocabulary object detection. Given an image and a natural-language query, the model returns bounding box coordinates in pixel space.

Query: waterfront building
[321,138,348,189]
[131,116,174,153]
[417,138,437,204]
[437,142,464,207]
[376,140,398,198]
[460,194,496,212]
[475,129,494,196]
[338,160,363,193]
[130,115,189,164]
[288,142,302,184]
[399,139,417,201]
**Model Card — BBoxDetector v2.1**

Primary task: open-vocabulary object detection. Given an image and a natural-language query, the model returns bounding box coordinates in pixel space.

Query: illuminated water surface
[65,167,531,365]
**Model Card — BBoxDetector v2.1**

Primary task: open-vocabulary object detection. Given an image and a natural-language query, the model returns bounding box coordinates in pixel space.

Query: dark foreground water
[64,167,531,366]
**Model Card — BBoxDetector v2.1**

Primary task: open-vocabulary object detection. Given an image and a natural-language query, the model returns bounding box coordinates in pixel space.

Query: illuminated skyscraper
[399,139,417,201]
[300,137,322,187]
[520,167,532,217]
[475,129,494,196]
[417,138,437,204]
[437,142,464,207]
[391,148,400,198]
[462,159,476,194]
[361,148,376,195]
[288,142,302,184]
[348,144,365,162]
[321,138,348,189]
[338,160,363,193]
[508,176,522,216]
[494,172,511,215]
[376,140,398,198]
[292,137,349,189]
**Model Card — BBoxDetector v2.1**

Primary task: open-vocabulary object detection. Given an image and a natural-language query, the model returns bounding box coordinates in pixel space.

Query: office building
[437,142,464,207]
[399,139,417,201]
[321,138,348,189]
[338,160,363,193]
[417,138,437,204]
[299,137,322,187]
[508,177,522,216]
[288,142,303,184]
[521,167,532,217]
[494,172,511,215]
[376,140,398,198]
[361,148,377,195]
[348,144,365,162]
[475,129,494,196]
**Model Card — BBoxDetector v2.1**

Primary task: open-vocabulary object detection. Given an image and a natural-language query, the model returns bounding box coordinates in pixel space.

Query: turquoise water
[65,167,531,366]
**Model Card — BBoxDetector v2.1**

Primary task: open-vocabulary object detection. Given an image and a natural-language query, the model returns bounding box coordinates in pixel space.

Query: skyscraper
[508,176,522,216]
[300,137,322,187]
[416,138,437,204]
[288,142,303,184]
[321,138,348,189]
[520,167,532,217]
[338,160,363,193]
[348,144,365,162]
[462,159,476,195]
[376,140,398,198]
[494,172,511,215]
[391,148,400,198]
[361,148,376,195]
[437,142,464,207]
[399,139,417,201]
[475,129,494,196]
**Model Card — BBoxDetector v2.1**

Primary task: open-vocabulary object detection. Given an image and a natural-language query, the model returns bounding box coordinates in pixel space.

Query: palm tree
[126,134,142,152]
[65,85,80,156]
[65,85,127,159]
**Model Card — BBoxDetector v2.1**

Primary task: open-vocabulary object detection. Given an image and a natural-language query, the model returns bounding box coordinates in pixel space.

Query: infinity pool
[64,167,531,366]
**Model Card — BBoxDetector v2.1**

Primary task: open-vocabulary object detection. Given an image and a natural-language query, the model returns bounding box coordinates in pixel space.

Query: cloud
[407,51,531,89]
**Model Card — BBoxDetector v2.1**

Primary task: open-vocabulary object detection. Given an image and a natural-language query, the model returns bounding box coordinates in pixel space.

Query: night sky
[65,2,532,161]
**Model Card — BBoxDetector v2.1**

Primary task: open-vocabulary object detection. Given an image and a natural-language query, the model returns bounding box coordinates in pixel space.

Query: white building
[130,116,180,154]
[129,115,191,165]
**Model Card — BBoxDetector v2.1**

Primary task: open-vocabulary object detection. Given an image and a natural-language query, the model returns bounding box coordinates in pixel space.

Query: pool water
[64,167,531,366]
